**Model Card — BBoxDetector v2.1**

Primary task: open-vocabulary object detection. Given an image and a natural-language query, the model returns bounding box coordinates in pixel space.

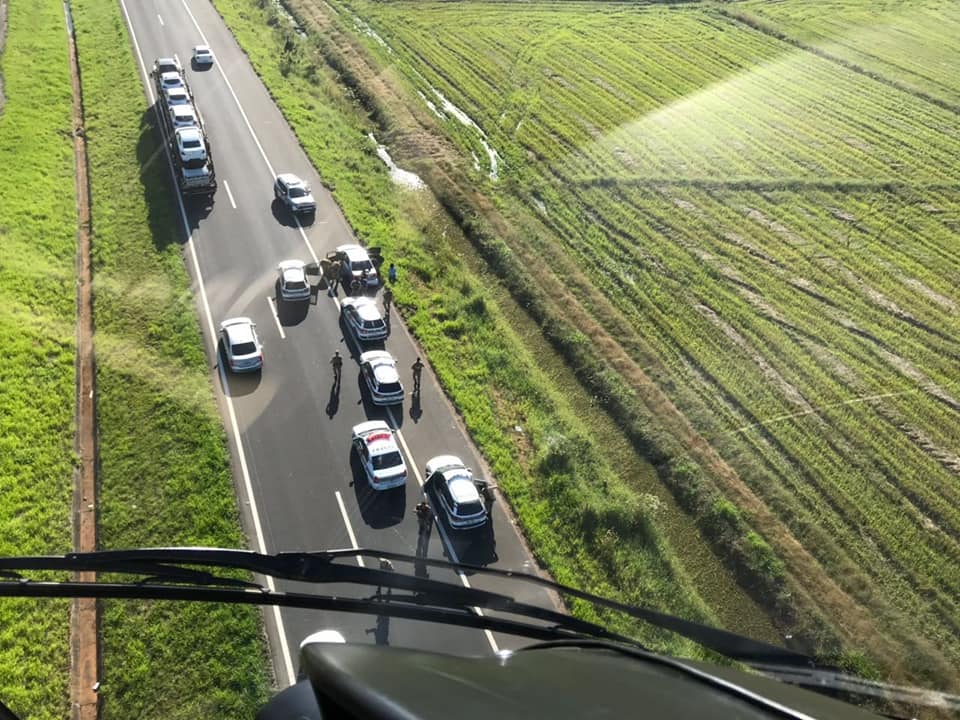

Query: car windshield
[371,451,403,470]
[9,0,956,718]
[231,341,257,355]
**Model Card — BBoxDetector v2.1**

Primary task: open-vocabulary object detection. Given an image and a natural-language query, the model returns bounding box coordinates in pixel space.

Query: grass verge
[211,0,724,656]
[0,1,77,717]
[70,0,271,716]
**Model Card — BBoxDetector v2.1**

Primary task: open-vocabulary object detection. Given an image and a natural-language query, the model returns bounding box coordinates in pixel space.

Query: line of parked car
[160,46,493,534]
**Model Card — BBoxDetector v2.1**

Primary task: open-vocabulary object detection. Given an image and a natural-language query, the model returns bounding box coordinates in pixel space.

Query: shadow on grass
[349,448,406,529]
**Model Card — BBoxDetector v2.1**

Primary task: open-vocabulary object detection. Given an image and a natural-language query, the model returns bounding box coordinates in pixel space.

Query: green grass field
[279,0,960,689]
[70,0,271,716]
[0,1,77,716]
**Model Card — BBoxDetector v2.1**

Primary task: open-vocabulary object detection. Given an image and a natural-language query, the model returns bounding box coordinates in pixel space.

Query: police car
[351,421,407,490]
[424,455,488,530]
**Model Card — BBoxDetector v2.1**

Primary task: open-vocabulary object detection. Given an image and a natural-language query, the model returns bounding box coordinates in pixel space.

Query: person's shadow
[326,379,340,418]
[409,391,422,423]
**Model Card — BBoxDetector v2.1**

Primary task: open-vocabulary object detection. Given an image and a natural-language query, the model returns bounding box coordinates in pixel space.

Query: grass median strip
[70,0,271,717]
[0,0,77,717]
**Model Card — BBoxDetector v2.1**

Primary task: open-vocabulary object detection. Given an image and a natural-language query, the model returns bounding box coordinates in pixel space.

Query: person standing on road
[326,260,340,296]
[388,262,397,284]
[350,277,361,297]
[331,351,343,387]
[383,286,394,315]
[411,357,424,395]
[415,500,434,576]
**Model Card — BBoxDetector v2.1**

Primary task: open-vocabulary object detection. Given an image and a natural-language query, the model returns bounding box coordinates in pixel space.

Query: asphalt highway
[120,0,557,686]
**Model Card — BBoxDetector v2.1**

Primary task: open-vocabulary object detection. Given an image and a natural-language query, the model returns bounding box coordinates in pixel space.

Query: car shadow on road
[441,521,498,571]
[216,343,262,397]
[275,286,310,327]
[270,198,315,228]
[350,449,406,528]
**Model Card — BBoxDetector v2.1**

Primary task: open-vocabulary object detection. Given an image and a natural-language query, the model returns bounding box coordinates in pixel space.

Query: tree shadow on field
[137,105,213,250]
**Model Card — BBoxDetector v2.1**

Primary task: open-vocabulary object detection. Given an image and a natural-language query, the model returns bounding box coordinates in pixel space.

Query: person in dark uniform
[383,286,394,315]
[331,351,343,387]
[411,357,424,394]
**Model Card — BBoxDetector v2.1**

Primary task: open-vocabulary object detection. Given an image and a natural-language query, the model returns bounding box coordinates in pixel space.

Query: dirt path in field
[65,1,100,718]
[287,0,955,684]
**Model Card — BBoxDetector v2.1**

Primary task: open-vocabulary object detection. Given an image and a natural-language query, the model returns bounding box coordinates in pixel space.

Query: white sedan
[341,296,388,341]
[277,260,312,302]
[351,421,407,490]
[424,455,488,529]
[192,45,215,67]
[219,318,263,373]
[359,350,404,406]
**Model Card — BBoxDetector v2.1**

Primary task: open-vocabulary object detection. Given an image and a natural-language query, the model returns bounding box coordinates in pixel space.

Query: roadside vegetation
[209,0,747,657]
[231,0,960,694]
[0,0,76,716]
[70,0,271,717]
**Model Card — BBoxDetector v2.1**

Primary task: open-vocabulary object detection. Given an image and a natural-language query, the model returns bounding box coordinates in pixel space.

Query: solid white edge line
[335,491,365,568]
[386,408,499,653]
[157,13,164,26]
[266,296,286,339]
[119,0,296,687]
[223,179,237,209]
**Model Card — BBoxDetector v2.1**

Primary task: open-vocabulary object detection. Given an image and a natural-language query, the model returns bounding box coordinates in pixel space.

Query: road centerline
[266,296,286,339]
[223,179,237,209]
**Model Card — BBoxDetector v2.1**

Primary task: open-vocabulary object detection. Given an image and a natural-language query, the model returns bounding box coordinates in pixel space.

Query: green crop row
[316,0,960,689]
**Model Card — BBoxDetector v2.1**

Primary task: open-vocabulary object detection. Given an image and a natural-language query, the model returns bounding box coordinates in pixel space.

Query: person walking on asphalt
[350,277,361,297]
[331,351,343,387]
[411,357,424,395]
[415,500,434,553]
[326,260,340,296]
[383,286,393,315]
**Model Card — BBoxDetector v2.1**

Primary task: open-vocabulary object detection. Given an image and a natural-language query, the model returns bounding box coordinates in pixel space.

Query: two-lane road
[120,0,556,686]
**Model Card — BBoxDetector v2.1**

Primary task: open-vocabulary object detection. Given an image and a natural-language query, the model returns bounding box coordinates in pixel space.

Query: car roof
[426,455,466,475]
[220,318,255,344]
[447,475,481,505]
[345,297,381,321]
[277,173,304,186]
[160,71,182,82]
[353,420,390,436]
[278,259,306,272]
[156,57,179,66]
[194,45,212,53]
[178,127,202,141]
[337,244,369,261]
[360,350,394,365]
[171,105,195,117]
